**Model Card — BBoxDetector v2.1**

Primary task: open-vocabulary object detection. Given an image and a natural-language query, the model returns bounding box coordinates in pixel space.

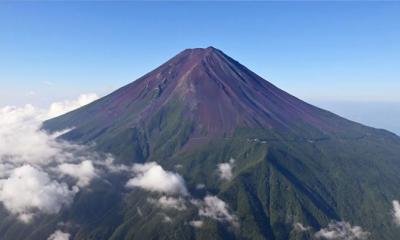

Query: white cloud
[47,93,98,119]
[194,195,238,227]
[392,200,400,225]
[163,216,172,223]
[0,163,14,178]
[189,220,204,228]
[0,165,77,222]
[58,160,97,187]
[148,196,187,211]
[161,214,172,223]
[294,222,311,232]
[0,94,116,223]
[315,221,370,240]
[47,230,71,240]
[217,158,235,181]
[0,94,99,165]
[98,157,131,173]
[126,162,188,196]
[0,105,60,164]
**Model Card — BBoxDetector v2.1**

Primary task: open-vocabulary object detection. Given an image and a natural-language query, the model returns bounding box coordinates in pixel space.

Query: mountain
[3,47,400,240]
[43,47,384,163]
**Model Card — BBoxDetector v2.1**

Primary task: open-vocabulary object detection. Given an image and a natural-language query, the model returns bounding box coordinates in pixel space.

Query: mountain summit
[18,47,400,239]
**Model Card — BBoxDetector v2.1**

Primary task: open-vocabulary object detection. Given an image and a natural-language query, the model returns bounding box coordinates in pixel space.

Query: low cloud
[194,195,238,227]
[0,165,77,222]
[160,213,172,223]
[293,222,311,232]
[315,221,370,240]
[0,105,61,164]
[0,94,112,223]
[47,93,98,119]
[217,158,235,181]
[126,162,188,196]
[58,160,97,187]
[0,163,14,178]
[392,200,400,225]
[163,216,172,223]
[148,196,187,211]
[189,220,204,228]
[99,157,131,173]
[196,183,205,189]
[47,230,71,240]
[0,94,99,166]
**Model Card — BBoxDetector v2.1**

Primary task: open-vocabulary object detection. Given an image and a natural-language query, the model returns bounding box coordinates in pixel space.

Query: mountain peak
[172,46,223,66]
[182,46,219,54]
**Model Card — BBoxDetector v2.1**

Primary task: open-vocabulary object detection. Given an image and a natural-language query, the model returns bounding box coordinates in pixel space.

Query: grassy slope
[1,130,400,239]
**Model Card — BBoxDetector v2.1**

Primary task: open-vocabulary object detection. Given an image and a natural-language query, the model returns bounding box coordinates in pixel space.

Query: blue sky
[1,2,399,133]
